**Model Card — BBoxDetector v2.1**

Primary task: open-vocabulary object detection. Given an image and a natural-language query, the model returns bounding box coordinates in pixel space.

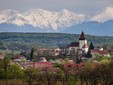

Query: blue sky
[0,0,113,14]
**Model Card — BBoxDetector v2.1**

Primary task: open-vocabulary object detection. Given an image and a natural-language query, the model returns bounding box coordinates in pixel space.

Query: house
[90,48,110,57]
[67,31,88,55]
[33,62,53,69]
[38,57,47,62]
[21,61,34,69]
[12,55,26,62]
[38,47,61,57]
[21,61,53,69]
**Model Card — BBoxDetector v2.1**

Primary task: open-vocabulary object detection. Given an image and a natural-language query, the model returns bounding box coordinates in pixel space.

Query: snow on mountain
[0,9,86,32]
[1,6,113,33]
[23,9,86,31]
[91,6,113,22]
[0,9,26,26]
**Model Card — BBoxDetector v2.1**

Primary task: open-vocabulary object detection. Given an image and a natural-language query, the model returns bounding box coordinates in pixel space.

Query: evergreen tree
[89,42,94,50]
[86,51,92,58]
[30,48,34,61]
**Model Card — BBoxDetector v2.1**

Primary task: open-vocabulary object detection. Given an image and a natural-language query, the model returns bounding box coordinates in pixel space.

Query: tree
[0,55,10,85]
[89,42,94,50]
[96,63,113,85]
[0,65,4,79]
[24,68,40,85]
[86,51,92,58]
[79,62,93,85]
[70,48,80,63]
[8,64,24,79]
[55,70,65,85]
[30,48,34,61]
[44,69,56,85]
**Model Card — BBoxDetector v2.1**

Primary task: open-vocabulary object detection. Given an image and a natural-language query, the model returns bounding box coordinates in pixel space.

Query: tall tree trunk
[5,65,8,85]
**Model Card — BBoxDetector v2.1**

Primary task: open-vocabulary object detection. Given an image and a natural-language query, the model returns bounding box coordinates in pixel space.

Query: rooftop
[79,31,86,40]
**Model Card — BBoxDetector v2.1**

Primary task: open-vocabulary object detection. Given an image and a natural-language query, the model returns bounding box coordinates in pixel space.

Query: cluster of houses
[38,47,60,57]
[34,31,110,58]
[0,32,111,72]
[65,31,110,57]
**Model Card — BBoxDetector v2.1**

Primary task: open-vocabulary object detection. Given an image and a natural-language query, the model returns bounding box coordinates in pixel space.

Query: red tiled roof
[64,63,84,68]
[91,49,109,55]
[98,50,109,55]
[12,55,25,59]
[33,62,53,68]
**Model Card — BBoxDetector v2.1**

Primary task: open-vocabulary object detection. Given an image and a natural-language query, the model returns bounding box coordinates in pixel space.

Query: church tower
[79,31,88,53]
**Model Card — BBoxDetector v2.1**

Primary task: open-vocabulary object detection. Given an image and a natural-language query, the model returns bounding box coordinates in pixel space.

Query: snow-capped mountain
[0,9,86,32]
[0,9,26,25]
[91,6,113,22]
[0,6,113,36]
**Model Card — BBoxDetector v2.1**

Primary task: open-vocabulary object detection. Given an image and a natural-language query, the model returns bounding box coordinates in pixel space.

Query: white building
[68,31,88,54]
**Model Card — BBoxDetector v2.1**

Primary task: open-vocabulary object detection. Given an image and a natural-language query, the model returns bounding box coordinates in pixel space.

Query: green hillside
[0,32,113,51]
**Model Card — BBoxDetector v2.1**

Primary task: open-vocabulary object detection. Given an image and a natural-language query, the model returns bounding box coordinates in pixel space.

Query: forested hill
[0,33,113,51]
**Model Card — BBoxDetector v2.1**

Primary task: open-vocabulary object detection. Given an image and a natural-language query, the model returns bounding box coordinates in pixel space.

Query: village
[0,32,111,68]
[0,32,113,85]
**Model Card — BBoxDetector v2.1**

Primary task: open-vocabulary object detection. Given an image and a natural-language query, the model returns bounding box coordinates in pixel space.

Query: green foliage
[79,62,113,85]
[86,51,92,58]
[0,55,11,85]
[0,33,113,51]
[8,64,24,79]
[89,42,94,50]
[0,56,24,79]
[24,68,40,85]
[0,68,5,79]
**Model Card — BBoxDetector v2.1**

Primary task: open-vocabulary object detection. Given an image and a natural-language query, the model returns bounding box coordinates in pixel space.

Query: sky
[0,0,113,14]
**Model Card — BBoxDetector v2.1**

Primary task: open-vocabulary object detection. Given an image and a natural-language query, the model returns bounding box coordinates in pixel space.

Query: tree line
[0,33,113,51]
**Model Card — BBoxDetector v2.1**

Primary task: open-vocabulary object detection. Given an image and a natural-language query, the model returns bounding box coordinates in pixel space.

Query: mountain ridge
[0,6,113,36]
[0,9,86,31]
[62,19,113,36]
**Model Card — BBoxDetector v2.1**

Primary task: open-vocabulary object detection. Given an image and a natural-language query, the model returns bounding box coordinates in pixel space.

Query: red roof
[12,55,25,59]
[91,49,109,55]
[79,31,86,40]
[64,63,85,75]
[33,62,53,68]
[64,63,84,68]
[98,50,109,55]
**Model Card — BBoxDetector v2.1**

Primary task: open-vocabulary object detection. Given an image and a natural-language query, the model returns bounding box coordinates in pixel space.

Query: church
[68,31,88,54]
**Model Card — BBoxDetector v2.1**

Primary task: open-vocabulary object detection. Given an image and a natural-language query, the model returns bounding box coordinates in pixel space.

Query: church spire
[79,31,86,40]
